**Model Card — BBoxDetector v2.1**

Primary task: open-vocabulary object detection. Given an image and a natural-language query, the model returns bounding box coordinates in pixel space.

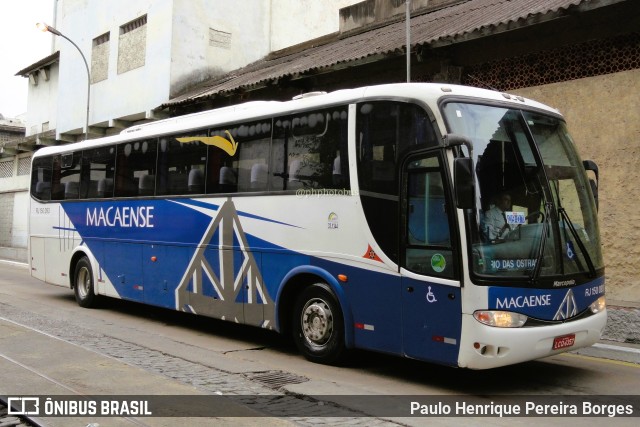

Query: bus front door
[400,152,461,365]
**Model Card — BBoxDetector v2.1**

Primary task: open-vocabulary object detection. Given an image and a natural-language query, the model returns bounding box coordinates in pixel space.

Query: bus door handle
[406,286,414,293]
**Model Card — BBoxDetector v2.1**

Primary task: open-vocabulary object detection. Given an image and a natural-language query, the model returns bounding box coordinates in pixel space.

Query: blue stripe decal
[53,226,77,232]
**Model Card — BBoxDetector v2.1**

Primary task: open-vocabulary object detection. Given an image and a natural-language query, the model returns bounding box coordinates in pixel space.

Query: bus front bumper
[457,310,607,369]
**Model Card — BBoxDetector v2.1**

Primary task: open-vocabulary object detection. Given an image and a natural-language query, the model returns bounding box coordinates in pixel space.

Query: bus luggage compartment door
[102,242,144,302]
[143,244,190,309]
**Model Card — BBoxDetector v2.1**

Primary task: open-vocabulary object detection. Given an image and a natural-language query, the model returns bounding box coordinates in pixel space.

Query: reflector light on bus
[355,323,374,331]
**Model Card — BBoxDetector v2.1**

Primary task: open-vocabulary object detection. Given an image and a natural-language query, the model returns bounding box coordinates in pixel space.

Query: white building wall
[0,155,30,262]
[5,0,362,264]
[52,0,361,136]
[270,0,362,51]
[169,0,272,97]
[24,63,59,138]
[0,157,29,194]
[12,191,29,248]
[168,0,362,97]
[55,0,174,135]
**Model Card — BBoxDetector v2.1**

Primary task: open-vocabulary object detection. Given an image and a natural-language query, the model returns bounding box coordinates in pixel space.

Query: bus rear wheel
[74,257,99,308]
[292,283,345,364]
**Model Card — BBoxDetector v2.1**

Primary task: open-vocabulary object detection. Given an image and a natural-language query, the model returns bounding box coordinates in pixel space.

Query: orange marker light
[151,256,157,262]
[337,274,348,282]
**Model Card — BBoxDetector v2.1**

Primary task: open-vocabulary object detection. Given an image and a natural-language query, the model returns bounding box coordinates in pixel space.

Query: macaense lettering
[496,294,551,309]
[86,206,155,228]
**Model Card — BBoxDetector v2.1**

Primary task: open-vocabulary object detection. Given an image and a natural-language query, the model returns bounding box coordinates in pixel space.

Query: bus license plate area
[552,334,576,350]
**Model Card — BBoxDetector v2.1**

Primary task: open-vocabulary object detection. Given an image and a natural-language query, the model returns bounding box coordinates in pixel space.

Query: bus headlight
[589,296,606,314]
[473,310,527,328]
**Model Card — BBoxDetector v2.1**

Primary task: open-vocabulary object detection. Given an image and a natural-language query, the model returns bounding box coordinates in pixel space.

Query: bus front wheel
[292,283,345,364]
[74,257,99,308]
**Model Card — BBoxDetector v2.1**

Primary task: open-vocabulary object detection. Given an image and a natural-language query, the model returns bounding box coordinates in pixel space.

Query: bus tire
[292,283,345,364]
[74,257,99,308]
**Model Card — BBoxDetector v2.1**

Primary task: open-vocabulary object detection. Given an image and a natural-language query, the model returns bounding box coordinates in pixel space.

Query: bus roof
[32,83,559,158]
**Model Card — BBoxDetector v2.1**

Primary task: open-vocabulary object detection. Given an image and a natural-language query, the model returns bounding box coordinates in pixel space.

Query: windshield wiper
[530,201,552,284]
[558,206,596,278]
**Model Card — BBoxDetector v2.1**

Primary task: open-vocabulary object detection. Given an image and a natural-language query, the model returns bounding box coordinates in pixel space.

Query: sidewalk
[582,299,640,364]
[602,300,640,344]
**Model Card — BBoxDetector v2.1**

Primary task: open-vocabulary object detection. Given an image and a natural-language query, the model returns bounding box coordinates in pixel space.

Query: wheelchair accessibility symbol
[566,241,576,260]
[426,286,437,303]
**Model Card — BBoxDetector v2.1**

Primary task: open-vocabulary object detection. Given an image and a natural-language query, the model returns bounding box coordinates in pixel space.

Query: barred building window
[17,156,31,176]
[0,160,13,178]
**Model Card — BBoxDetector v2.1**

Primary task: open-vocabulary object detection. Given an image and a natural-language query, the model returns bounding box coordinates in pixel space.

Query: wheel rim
[77,266,91,299]
[300,298,333,347]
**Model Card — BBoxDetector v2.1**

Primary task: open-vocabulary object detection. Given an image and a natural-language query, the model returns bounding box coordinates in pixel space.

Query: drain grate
[244,370,309,390]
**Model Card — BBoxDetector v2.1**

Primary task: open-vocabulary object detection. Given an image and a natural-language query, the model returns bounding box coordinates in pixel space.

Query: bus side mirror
[583,160,599,211]
[454,158,475,209]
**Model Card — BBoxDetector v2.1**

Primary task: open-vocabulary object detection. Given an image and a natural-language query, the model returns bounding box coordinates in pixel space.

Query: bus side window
[64,153,81,200]
[31,156,53,201]
[357,101,439,265]
[51,156,63,200]
[81,146,115,198]
[271,107,348,191]
[203,121,272,194]
[49,153,81,201]
[237,138,270,192]
[157,132,207,196]
[229,121,272,193]
[115,140,158,197]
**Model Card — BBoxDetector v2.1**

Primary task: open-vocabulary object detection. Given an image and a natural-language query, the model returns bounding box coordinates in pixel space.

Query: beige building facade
[517,69,640,304]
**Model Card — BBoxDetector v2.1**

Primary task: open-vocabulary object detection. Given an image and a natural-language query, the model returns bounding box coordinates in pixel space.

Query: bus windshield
[443,102,603,284]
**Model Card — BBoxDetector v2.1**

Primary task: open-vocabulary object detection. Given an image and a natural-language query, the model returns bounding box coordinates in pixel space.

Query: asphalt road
[0,261,638,426]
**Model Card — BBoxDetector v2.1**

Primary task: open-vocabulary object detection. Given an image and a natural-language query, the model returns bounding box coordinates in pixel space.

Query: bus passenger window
[81,146,115,198]
[157,132,207,196]
[51,153,81,201]
[271,107,348,191]
[31,156,53,201]
[356,101,438,264]
[202,121,271,194]
[115,140,157,197]
[237,138,270,192]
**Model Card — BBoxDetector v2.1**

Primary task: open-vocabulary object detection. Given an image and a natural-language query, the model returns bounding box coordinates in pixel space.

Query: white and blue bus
[29,84,605,369]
